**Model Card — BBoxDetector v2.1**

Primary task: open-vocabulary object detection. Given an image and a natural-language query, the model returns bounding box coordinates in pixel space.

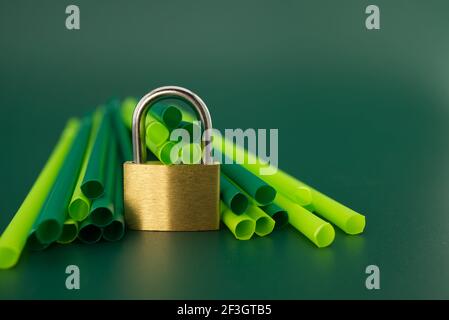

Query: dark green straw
[109,99,132,161]
[149,104,182,129]
[35,117,92,244]
[89,134,117,227]
[259,203,289,230]
[81,108,111,199]
[220,173,249,214]
[103,157,125,241]
[221,156,277,206]
[78,217,103,244]
[27,227,50,251]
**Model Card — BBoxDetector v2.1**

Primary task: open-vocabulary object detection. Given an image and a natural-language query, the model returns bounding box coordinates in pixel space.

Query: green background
[1,0,449,299]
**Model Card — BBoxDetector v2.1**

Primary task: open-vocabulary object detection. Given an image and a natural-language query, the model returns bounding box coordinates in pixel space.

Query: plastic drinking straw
[57,219,79,244]
[109,100,133,161]
[90,136,117,227]
[103,158,125,242]
[81,109,111,199]
[173,121,202,143]
[275,193,335,248]
[27,229,51,251]
[221,156,276,206]
[78,217,103,244]
[213,135,313,206]
[149,104,182,129]
[35,117,92,244]
[68,109,103,221]
[215,135,365,234]
[220,202,255,240]
[245,205,275,237]
[220,174,249,214]
[260,203,289,230]
[146,119,170,147]
[180,143,202,164]
[121,96,135,129]
[0,119,79,269]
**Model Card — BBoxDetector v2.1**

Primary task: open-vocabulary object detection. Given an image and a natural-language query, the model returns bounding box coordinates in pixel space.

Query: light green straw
[275,193,335,248]
[220,202,255,240]
[245,204,275,237]
[146,119,170,148]
[0,119,79,269]
[57,219,79,244]
[216,135,365,235]
[68,109,103,221]
[109,99,133,161]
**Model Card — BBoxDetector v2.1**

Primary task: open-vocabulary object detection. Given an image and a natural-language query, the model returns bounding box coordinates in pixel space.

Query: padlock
[123,86,220,231]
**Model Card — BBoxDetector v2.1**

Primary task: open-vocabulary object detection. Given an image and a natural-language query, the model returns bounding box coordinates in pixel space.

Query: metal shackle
[132,86,213,164]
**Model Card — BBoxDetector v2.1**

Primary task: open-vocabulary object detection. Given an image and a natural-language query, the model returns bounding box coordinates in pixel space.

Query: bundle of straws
[0,97,366,269]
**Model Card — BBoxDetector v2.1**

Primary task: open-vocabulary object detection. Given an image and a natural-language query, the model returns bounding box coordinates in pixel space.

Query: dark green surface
[1,0,449,299]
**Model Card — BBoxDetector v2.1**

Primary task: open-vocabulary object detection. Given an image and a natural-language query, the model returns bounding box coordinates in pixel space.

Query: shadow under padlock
[124,86,220,231]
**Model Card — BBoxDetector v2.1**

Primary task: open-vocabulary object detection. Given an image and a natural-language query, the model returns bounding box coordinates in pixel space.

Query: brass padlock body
[124,161,220,231]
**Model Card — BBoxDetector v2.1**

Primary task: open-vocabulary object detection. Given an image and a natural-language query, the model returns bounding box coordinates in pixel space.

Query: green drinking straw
[110,100,133,161]
[216,135,365,234]
[0,118,79,269]
[275,193,335,248]
[149,104,182,129]
[81,109,111,199]
[180,143,202,164]
[260,203,289,230]
[103,158,125,242]
[78,217,103,244]
[35,117,92,244]
[221,156,276,206]
[213,135,313,206]
[245,205,275,237]
[121,96,137,129]
[220,202,255,240]
[220,174,249,214]
[146,120,170,147]
[90,135,117,227]
[27,229,51,251]
[57,219,79,244]
[68,109,103,221]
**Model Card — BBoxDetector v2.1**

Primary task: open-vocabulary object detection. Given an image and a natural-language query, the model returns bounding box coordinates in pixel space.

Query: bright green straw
[260,203,289,230]
[213,135,312,206]
[103,158,125,242]
[121,96,136,129]
[275,193,335,248]
[146,120,170,148]
[0,118,79,269]
[81,109,111,199]
[57,219,79,244]
[216,135,365,234]
[110,100,133,161]
[149,104,182,129]
[68,109,103,221]
[35,117,92,244]
[90,135,117,227]
[220,202,255,240]
[221,156,276,206]
[78,217,103,244]
[220,174,249,214]
[245,204,275,237]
